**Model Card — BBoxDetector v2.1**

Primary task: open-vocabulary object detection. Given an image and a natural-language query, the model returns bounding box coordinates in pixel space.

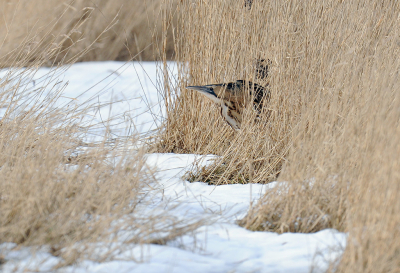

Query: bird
[186,80,269,130]
[186,59,271,130]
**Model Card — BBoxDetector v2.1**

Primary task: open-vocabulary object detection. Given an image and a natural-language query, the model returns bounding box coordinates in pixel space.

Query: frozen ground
[0,62,347,273]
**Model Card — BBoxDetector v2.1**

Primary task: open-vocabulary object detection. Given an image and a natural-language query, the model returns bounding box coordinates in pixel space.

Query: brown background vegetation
[159,1,400,272]
[0,0,176,66]
[1,0,399,272]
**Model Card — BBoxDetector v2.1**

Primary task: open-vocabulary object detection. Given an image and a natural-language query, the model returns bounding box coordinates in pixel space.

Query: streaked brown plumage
[186,59,271,130]
[187,81,269,130]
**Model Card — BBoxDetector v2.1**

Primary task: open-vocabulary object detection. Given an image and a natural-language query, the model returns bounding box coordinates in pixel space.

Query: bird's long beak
[186,85,220,103]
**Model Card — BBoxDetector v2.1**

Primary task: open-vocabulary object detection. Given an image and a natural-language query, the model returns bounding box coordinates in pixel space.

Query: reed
[159,1,400,271]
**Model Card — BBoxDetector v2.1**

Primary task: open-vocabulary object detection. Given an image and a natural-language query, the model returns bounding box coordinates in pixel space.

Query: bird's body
[187,59,271,130]
[186,80,269,130]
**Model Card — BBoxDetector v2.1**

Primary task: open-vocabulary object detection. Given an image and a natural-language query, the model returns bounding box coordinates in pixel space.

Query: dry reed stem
[159,0,400,271]
[0,2,204,267]
[0,0,177,66]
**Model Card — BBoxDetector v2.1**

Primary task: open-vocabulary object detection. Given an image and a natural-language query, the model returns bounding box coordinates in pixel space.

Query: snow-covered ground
[0,62,347,273]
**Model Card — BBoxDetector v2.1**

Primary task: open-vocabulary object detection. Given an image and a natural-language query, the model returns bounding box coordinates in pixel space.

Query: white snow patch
[0,62,347,273]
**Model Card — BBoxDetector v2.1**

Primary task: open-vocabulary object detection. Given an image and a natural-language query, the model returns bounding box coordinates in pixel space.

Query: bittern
[186,80,269,130]
[187,59,271,130]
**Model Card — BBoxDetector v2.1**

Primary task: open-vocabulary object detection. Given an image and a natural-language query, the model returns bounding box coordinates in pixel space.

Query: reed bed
[158,1,400,272]
[1,0,399,271]
[0,2,202,266]
[0,0,176,66]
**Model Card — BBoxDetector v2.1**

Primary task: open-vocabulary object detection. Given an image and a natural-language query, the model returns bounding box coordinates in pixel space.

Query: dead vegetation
[158,0,400,272]
[0,1,201,267]
[1,0,399,271]
[0,0,177,66]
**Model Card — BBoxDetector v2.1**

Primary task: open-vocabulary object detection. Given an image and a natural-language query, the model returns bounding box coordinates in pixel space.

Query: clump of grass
[186,165,251,185]
[0,3,203,268]
[157,0,293,184]
[159,0,400,271]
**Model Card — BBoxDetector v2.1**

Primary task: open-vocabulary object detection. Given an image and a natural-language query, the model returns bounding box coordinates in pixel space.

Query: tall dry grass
[0,3,202,268]
[159,0,400,272]
[158,0,291,184]
[0,0,177,66]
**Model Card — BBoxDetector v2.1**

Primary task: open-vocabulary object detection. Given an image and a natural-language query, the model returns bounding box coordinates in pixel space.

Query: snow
[0,62,347,273]
[0,61,175,142]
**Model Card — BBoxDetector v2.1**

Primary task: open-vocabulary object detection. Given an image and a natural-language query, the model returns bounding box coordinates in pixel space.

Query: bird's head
[186,81,247,104]
[185,85,221,104]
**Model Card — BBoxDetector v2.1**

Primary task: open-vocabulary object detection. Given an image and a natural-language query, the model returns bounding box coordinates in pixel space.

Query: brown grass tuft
[0,3,202,267]
[2,0,399,271]
[157,0,293,184]
[158,0,400,271]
